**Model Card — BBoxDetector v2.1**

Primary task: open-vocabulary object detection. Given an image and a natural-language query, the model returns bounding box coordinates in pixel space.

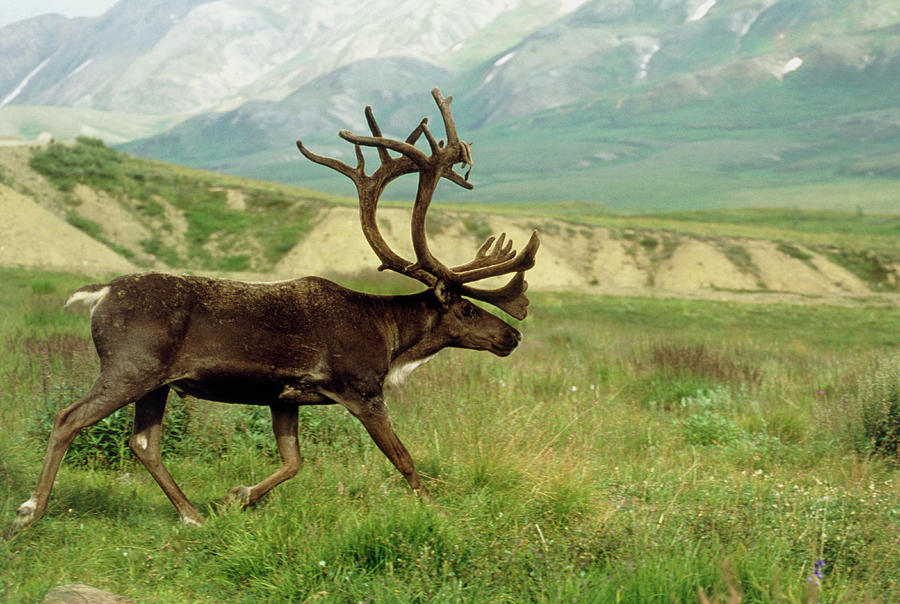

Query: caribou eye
[461,303,476,318]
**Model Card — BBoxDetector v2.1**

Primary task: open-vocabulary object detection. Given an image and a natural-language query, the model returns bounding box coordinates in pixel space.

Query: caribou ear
[433,280,453,307]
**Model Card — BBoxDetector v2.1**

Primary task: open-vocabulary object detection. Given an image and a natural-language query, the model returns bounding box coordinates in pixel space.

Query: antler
[296,88,540,319]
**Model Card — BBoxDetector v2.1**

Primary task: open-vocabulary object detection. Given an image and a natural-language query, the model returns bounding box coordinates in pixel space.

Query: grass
[0,265,898,602]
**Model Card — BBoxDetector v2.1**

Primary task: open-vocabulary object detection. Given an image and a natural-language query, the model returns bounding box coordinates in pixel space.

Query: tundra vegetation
[0,266,897,602]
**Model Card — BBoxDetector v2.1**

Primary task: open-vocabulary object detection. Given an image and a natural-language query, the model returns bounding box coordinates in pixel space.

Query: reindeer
[6,88,539,538]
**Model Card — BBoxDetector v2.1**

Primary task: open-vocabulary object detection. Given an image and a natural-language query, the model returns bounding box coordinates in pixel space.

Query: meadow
[0,266,898,602]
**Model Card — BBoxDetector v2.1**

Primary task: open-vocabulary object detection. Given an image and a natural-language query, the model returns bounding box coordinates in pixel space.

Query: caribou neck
[378,291,445,367]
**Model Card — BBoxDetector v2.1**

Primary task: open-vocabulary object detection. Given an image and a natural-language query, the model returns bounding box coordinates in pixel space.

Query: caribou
[5,88,539,538]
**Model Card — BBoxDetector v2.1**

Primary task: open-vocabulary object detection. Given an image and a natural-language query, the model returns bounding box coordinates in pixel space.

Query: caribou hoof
[222,486,253,508]
[414,487,435,504]
[4,498,38,540]
[179,513,205,527]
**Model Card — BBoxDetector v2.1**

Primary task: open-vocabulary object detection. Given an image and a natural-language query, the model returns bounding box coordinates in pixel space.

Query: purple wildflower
[808,558,826,588]
[814,558,825,580]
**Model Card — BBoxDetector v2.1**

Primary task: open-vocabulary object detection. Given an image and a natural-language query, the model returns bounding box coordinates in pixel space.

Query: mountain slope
[0,0,581,115]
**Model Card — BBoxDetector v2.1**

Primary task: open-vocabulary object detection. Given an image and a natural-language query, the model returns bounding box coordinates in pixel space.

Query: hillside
[1,138,897,305]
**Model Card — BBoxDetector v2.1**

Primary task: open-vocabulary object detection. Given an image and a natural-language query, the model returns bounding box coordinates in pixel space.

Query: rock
[43,583,134,603]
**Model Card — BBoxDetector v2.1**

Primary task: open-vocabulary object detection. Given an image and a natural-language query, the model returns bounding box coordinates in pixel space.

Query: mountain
[2,0,899,210]
[0,0,575,114]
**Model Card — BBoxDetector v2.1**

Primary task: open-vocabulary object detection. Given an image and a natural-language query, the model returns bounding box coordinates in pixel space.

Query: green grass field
[1,266,898,602]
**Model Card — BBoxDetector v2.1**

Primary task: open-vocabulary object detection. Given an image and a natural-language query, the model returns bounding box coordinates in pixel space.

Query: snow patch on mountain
[69,59,94,78]
[782,56,803,74]
[687,0,716,22]
[636,41,661,82]
[1,59,49,108]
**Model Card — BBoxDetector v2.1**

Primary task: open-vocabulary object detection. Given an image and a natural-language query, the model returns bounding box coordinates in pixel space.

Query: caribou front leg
[332,391,431,501]
[223,404,301,508]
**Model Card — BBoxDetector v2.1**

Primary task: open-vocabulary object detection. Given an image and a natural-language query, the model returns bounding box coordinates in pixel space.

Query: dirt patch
[744,240,866,294]
[276,206,383,277]
[492,217,589,290]
[584,228,648,289]
[0,183,135,274]
[71,184,154,263]
[0,146,64,215]
[808,249,868,292]
[276,206,502,278]
[211,187,247,211]
[655,239,758,292]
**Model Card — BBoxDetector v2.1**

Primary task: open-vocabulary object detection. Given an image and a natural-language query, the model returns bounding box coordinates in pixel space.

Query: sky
[0,0,119,28]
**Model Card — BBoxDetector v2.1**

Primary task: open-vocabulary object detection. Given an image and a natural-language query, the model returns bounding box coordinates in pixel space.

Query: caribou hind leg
[222,404,301,508]
[129,386,205,526]
[5,376,157,538]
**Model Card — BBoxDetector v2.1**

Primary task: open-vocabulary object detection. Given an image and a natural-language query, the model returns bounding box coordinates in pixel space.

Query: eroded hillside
[1,140,897,304]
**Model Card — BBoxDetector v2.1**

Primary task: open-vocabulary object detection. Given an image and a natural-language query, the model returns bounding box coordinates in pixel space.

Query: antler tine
[431,87,460,147]
[296,139,360,182]
[453,230,540,284]
[340,129,431,168]
[364,106,391,165]
[406,118,429,144]
[451,233,514,273]
[460,272,531,320]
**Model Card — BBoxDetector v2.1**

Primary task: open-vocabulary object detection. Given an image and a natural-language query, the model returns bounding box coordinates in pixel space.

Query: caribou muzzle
[491,325,522,357]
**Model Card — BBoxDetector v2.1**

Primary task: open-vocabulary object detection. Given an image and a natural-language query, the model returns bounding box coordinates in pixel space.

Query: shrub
[827,250,895,291]
[218,254,252,272]
[677,389,746,446]
[680,410,744,446]
[859,365,900,458]
[827,357,900,459]
[65,212,105,240]
[29,137,123,192]
[776,242,813,263]
[629,343,762,407]
[31,384,195,468]
[140,237,181,266]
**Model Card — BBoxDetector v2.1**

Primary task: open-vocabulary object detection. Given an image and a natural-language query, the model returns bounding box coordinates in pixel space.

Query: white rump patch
[65,286,110,317]
[386,354,436,388]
